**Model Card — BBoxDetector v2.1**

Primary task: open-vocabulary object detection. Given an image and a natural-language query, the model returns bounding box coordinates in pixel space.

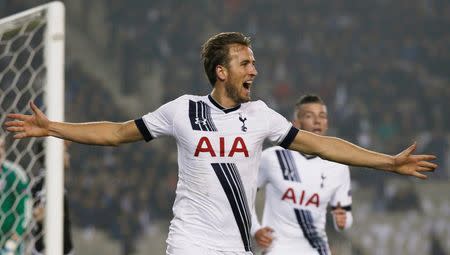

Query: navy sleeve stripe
[134,118,153,142]
[279,126,299,149]
[331,205,352,211]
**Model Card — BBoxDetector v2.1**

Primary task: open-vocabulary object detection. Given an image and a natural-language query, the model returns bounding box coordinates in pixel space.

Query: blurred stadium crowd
[1,0,449,254]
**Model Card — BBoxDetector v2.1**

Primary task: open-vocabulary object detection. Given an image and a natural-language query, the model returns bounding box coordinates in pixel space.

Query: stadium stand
[1,0,449,254]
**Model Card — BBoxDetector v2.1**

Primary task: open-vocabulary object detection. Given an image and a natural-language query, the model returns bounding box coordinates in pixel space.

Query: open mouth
[243,82,251,90]
[313,128,322,133]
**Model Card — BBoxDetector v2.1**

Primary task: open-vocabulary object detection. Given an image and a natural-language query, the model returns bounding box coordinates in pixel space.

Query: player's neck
[210,88,239,109]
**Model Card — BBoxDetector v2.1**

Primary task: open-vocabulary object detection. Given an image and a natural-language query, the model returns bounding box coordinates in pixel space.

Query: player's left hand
[332,203,346,230]
[392,143,437,179]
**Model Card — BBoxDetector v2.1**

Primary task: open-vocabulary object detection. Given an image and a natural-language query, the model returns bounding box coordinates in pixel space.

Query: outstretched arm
[289,130,437,179]
[5,101,143,146]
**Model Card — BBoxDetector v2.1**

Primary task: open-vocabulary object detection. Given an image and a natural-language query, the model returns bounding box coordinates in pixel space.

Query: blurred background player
[0,135,31,255]
[252,95,352,255]
[31,140,74,255]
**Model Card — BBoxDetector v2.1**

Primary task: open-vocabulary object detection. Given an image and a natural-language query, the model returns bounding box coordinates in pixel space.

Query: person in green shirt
[0,136,31,255]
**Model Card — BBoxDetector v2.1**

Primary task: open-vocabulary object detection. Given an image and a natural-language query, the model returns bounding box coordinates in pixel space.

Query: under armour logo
[320,173,326,188]
[239,114,247,132]
[195,117,207,126]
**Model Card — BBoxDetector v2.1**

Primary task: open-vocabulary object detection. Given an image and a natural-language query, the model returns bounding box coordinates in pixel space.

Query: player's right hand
[5,101,50,139]
[254,226,274,249]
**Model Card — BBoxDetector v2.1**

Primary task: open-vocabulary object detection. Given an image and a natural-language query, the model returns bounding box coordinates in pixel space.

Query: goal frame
[0,2,65,255]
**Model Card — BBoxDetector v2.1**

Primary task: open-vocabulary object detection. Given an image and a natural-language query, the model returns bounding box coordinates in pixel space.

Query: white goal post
[0,2,65,255]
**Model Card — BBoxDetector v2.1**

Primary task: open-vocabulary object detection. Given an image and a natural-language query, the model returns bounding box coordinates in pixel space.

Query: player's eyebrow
[302,110,327,116]
[240,59,256,65]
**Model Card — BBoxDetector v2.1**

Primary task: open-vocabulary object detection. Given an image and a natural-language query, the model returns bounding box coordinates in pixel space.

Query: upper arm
[116,120,145,144]
[330,166,353,208]
[288,130,327,155]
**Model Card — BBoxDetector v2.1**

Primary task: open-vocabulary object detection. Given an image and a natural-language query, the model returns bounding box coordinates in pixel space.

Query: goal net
[0,2,65,255]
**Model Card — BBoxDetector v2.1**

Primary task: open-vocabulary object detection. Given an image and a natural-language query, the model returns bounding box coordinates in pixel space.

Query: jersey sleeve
[134,96,185,141]
[252,149,275,235]
[257,150,272,188]
[330,165,352,210]
[262,103,298,149]
[250,204,262,236]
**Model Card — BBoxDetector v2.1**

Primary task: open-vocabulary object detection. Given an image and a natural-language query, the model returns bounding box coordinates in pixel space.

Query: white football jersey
[255,146,352,255]
[135,95,298,253]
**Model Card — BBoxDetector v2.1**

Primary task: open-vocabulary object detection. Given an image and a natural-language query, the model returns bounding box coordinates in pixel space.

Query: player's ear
[216,65,227,81]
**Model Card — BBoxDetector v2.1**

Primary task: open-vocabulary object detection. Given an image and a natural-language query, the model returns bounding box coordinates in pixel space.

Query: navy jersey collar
[208,94,241,113]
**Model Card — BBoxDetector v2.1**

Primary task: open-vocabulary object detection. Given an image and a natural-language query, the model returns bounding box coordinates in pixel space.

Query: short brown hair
[296,94,325,107]
[294,94,326,120]
[201,32,252,86]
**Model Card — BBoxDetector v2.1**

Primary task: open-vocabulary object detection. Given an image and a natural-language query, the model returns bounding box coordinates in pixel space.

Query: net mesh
[0,8,49,254]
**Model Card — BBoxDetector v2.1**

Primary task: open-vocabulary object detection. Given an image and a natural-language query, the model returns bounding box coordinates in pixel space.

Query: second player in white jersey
[254,147,351,254]
[252,95,353,255]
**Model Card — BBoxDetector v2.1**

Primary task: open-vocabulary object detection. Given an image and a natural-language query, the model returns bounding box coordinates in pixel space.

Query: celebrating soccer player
[4,32,437,254]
